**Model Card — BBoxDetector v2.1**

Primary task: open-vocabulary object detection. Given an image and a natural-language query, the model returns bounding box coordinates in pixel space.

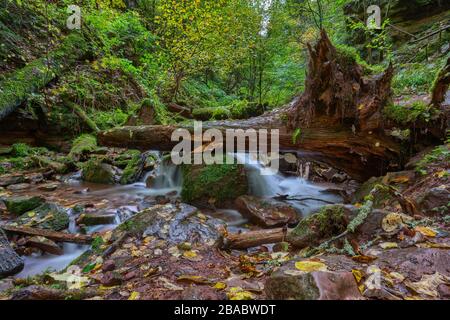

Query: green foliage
[335,44,384,75]
[384,101,440,125]
[416,145,450,175]
[69,134,97,158]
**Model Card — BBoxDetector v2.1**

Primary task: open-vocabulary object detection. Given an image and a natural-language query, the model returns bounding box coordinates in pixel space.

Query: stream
[10,152,341,278]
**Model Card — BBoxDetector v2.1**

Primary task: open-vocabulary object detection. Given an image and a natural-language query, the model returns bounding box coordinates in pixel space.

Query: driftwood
[1,226,92,244]
[221,228,285,250]
[98,31,403,181]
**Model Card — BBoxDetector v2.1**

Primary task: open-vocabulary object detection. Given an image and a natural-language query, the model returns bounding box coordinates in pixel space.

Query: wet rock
[0,229,24,278]
[0,174,25,187]
[38,183,60,192]
[68,134,97,161]
[6,183,31,191]
[145,173,156,188]
[181,162,248,208]
[14,203,69,231]
[81,159,120,184]
[101,271,123,287]
[77,213,116,226]
[3,196,45,215]
[119,151,146,185]
[265,267,362,300]
[181,286,225,300]
[416,187,450,216]
[26,236,63,255]
[115,203,220,245]
[235,195,299,228]
[31,156,68,174]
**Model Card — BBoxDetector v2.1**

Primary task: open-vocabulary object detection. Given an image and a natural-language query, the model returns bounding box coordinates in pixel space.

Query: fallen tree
[1,226,93,244]
[0,32,90,121]
[98,31,436,181]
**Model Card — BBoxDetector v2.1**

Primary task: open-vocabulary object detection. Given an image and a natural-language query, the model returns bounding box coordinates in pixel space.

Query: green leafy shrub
[383,101,440,125]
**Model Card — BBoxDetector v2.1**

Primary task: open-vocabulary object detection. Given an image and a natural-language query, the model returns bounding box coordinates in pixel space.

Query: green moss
[119,151,143,185]
[383,100,440,125]
[335,44,384,75]
[416,144,450,175]
[192,106,231,121]
[81,159,116,184]
[69,134,97,159]
[3,196,45,215]
[15,203,69,231]
[181,160,248,206]
[11,143,32,157]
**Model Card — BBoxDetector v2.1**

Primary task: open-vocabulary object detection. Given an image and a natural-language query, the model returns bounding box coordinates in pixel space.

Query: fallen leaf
[183,250,202,262]
[405,272,450,298]
[382,213,412,233]
[159,277,184,291]
[227,287,254,300]
[128,291,140,300]
[352,255,378,264]
[213,282,227,290]
[177,275,212,285]
[295,260,327,272]
[379,242,398,249]
[414,226,437,238]
[352,269,364,283]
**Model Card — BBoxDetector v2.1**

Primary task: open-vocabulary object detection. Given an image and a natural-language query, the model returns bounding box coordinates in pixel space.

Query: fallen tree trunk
[98,31,404,181]
[1,226,92,244]
[221,228,285,250]
[0,32,90,121]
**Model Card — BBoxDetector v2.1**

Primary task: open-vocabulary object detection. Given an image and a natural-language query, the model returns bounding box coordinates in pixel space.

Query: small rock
[235,195,299,228]
[265,269,363,300]
[123,270,138,281]
[0,174,25,187]
[81,159,120,184]
[76,213,116,226]
[14,203,69,231]
[417,187,450,216]
[102,260,116,272]
[101,272,123,287]
[26,236,63,255]
[38,183,60,192]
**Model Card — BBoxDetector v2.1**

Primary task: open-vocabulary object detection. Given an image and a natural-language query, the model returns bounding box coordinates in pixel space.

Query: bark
[0,33,90,121]
[221,228,285,250]
[1,226,92,244]
[98,31,403,181]
[431,57,450,107]
[167,102,193,118]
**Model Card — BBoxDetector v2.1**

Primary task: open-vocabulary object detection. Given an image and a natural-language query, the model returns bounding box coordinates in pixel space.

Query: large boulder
[0,229,24,278]
[235,195,299,228]
[181,162,248,208]
[265,265,362,300]
[13,203,69,231]
[81,159,120,184]
[3,196,45,215]
[119,151,147,185]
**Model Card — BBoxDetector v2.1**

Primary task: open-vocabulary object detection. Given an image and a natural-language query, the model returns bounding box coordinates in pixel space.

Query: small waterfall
[141,151,182,196]
[234,153,341,215]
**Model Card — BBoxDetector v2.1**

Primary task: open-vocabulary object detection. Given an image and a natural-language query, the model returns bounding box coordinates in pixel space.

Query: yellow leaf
[177,275,211,285]
[183,250,202,261]
[294,260,327,272]
[379,242,398,249]
[128,291,140,300]
[213,282,227,290]
[27,211,36,218]
[227,287,254,300]
[414,226,437,237]
[352,269,364,283]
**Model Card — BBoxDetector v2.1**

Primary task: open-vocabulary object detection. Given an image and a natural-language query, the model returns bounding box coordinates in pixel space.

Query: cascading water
[234,153,341,215]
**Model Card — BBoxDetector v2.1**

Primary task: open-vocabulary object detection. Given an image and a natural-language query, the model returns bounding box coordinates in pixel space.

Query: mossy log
[0,32,90,121]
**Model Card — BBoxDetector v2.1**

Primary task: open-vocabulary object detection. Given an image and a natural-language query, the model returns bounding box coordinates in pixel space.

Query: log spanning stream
[11,152,341,278]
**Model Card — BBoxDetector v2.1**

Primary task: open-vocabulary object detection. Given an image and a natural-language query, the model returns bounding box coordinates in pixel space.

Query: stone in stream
[119,151,149,185]
[76,213,116,226]
[81,158,120,184]
[265,266,362,300]
[38,183,60,192]
[235,195,299,228]
[6,183,31,191]
[3,196,45,215]
[0,174,25,187]
[26,236,63,255]
[181,161,248,208]
[14,203,69,231]
[0,229,24,278]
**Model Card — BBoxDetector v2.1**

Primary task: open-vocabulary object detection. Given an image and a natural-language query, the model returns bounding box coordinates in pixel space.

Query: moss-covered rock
[14,203,69,231]
[181,161,248,207]
[69,134,97,160]
[119,151,145,185]
[81,158,119,185]
[3,196,45,215]
[287,205,356,248]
